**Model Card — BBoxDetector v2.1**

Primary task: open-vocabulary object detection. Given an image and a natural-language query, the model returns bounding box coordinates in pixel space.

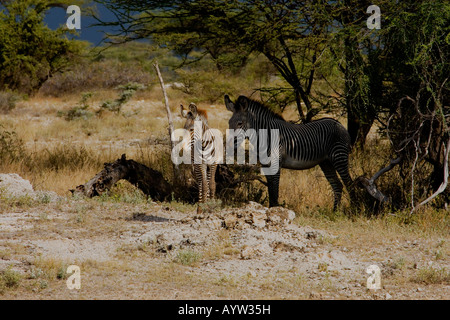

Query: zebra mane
[186,103,208,121]
[238,96,284,121]
[197,108,208,120]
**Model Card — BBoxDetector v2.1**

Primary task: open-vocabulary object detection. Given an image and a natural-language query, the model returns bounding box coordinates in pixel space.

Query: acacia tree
[346,0,450,212]
[94,0,335,122]
[94,0,397,141]
[0,0,86,94]
[378,1,450,211]
[329,0,387,148]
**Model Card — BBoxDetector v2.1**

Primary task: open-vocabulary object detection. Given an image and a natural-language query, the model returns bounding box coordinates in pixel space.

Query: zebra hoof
[197,205,203,215]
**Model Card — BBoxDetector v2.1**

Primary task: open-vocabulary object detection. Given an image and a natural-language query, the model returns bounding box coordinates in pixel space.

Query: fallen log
[71,154,173,202]
[71,153,268,204]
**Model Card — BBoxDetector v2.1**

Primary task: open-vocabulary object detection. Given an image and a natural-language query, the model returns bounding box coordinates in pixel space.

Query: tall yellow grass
[1,90,449,240]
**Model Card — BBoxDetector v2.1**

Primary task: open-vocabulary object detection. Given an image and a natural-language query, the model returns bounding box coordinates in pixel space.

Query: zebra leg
[330,151,356,205]
[266,171,281,207]
[201,163,209,202]
[193,164,205,203]
[207,164,217,199]
[319,160,343,211]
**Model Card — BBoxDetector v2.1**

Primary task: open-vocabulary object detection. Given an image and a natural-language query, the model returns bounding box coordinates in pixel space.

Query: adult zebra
[225,95,354,210]
[180,103,218,204]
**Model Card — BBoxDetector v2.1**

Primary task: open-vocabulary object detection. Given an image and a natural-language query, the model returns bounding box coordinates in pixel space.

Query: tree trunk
[347,110,374,149]
[344,35,375,149]
[153,61,180,184]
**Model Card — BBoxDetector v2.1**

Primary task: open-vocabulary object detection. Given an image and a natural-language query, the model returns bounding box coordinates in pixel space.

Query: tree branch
[410,137,450,215]
[356,156,403,204]
[153,61,179,182]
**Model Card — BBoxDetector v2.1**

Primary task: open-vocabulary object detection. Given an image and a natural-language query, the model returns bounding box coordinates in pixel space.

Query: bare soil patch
[1,194,449,300]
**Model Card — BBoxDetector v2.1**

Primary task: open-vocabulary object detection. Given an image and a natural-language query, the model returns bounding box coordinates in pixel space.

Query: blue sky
[44,3,118,46]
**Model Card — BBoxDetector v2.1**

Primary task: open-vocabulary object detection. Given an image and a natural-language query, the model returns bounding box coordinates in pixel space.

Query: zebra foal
[180,103,218,204]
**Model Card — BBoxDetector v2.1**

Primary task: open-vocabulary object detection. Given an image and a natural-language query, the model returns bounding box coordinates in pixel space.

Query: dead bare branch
[153,61,180,182]
[410,137,450,215]
[356,157,402,204]
[370,157,403,183]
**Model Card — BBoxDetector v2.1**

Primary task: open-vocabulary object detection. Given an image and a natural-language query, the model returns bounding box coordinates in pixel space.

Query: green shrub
[0,90,20,113]
[0,0,84,94]
[40,58,153,97]
[0,125,26,163]
[99,82,146,114]
[0,267,22,292]
[174,249,202,266]
[58,92,93,121]
[175,69,244,104]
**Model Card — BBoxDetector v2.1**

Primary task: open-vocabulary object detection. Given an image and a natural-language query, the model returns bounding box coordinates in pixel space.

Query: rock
[241,246,255,260]
[268,211,282,224]
[267,207,295,226]
[246,201,266,211]
[305,231,318,240]
[272,241,301,253]
[251,211,267,228]
[309,291,322,299]
[224,215,238,229]
[205,202,301,232]
[0,173,34,199]
[205,218,222,229]
[0,173,61,203]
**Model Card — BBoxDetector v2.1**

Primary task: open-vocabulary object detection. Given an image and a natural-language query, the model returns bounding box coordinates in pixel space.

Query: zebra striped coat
[225,95,354,210]
[180,103,218,204]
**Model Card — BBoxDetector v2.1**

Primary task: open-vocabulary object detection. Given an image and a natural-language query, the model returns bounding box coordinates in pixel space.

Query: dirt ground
[0,188,449,300]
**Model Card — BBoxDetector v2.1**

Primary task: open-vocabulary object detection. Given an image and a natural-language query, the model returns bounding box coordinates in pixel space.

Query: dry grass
[413,266,450,285]
[3,92,450,221]
[1,89,186,194]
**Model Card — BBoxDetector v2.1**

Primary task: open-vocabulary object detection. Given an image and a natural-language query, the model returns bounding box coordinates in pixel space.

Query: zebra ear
[180,104,188,118]
[237,96,249,111]
[189,103,198,117]
[224,95,235,112]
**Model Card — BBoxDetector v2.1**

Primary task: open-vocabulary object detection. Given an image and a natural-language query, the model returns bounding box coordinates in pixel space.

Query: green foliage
[58,82,146,120]
[0,90,21,113]
[377,0,450,206]
[382,1,450,101]
[59,92,94,121]
[0,267,22,293]
[0,0,85,94]
[99,82,146,113]
[174,69,242,104]
[0,125,26,163]
[95,0,333,119]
